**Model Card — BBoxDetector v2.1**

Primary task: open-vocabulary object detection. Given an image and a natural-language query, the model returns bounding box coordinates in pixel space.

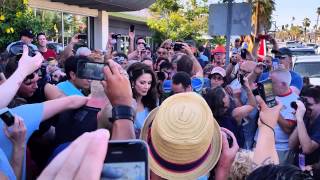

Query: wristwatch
[111,105,135,123]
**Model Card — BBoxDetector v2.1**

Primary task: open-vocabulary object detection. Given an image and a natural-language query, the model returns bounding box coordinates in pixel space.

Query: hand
[256,96,283,128]
[181,43,193,56]
[71,33,80,44]
[17,45,44,77]
[216,128,239,170]
[38,129,110,180]
[243,76,250,89]
[4,116,26,147]
[67,95,89,109]
[102,60,133,107]
[295,100,306,121]
[128,31,135,40]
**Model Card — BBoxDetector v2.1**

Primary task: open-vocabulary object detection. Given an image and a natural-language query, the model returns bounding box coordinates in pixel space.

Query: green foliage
[0,0,51,51]
[147,0,209,44]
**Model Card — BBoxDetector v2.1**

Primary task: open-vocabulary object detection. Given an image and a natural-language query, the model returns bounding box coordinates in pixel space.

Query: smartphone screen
[0,111,14,127]
[272,58,279,70]
[78,34,87,40]
[77,61,105,81]
[258,79,277,107]
[101,140,148,180]
[130,25,135,32]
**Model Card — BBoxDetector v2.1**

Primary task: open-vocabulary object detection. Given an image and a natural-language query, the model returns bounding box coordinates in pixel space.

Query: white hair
[76,47,91,56]
[271,69,291,87]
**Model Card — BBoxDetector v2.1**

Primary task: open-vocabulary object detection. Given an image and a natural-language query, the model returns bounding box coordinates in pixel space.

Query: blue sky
[273,0,320,28]
[207,0,320,28]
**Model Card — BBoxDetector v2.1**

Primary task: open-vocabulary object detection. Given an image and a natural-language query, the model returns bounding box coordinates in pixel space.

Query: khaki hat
[140,92,222,180]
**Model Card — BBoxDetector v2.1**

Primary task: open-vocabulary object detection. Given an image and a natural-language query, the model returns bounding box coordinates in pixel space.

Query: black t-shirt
[304,115,320,165]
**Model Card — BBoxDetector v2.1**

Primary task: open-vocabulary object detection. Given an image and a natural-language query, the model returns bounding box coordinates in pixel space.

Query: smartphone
[173,43,183,51]
[130,25,135,32]
[239,74,245,86]
[240,49,247,59]
[257,79,277,107]
[78,34,87,40]
[272,58,279,70]
[101,140,148,180]
[77,61,106,81]
[0,110,14,127]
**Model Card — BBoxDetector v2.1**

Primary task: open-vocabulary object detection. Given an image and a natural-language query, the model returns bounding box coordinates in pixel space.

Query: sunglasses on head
[25,69,41,81]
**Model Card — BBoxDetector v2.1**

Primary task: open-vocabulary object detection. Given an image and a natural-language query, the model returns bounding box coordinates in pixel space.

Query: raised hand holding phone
[4,115,26,146]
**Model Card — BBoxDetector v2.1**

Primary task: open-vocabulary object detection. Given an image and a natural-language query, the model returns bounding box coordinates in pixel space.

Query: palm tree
[248,0,276,36]
[302,17,311,41]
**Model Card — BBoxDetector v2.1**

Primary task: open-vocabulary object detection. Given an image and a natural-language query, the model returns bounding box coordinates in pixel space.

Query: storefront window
[34,9,63,44]
[34,9,89,47]
[63,13,88,46]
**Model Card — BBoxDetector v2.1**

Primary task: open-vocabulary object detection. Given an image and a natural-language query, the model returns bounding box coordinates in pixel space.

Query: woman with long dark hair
[205,77,256,148]
[127,62,158,137]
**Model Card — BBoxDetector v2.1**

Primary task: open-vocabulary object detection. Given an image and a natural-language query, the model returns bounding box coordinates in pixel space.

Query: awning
[51,0,155,12]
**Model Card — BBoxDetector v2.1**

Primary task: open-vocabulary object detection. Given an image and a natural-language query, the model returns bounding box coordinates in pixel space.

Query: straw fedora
[140,92,222,180]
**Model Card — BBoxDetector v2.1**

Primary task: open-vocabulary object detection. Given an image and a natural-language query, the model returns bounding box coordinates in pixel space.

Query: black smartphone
[78,34,87,40]
[239,74,245,86]
[77,61,106,81]
[101,140,148,180]
[240,49,247,59]
[173,43,183,51]
[226,133,233,148]
[257,79,277,107]
[130,25,135,32]
[0,110,14,127]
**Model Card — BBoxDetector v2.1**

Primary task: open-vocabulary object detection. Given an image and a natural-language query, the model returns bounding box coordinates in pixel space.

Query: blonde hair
[229,149,254,180]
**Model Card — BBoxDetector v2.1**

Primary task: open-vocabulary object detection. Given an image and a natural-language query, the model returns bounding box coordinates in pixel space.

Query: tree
[147,0,209,43]
[248,0,275,36]
[302,17,311,41]
[0,0,51,51]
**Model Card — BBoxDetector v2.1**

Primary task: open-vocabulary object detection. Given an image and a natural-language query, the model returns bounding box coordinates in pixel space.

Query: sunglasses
[157,51,166,55]
[137,42,146,45]
[211,75,223,81]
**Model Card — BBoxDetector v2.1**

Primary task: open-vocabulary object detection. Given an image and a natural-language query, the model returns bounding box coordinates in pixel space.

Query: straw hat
[140,92,222,180]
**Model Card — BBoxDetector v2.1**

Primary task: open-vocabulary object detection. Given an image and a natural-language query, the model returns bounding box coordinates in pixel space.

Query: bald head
[270,69,291,95]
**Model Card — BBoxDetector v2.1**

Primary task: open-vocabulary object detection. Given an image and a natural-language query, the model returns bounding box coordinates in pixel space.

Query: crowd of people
[0,28,319,180]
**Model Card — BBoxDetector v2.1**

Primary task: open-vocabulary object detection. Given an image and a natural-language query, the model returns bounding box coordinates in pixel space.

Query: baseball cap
[210,67,226,77]
[20,29,34,39]
[271,47,292,57]
[211,46,226,55]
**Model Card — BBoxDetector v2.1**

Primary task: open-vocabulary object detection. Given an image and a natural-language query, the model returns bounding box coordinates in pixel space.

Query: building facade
[28,0,154,52]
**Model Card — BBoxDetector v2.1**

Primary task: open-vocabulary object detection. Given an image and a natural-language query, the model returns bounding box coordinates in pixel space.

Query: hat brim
[140,108,222,180]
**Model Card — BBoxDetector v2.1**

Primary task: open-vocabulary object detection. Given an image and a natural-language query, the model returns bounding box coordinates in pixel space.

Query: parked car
[286,41,303,48]
[289,47,316,56]
[293,55,320,85]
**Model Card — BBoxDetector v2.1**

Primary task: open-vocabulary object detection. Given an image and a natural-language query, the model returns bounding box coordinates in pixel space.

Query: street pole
[225,0,233,66]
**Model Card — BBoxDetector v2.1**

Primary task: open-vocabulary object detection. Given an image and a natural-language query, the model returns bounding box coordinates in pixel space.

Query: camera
[173,43,183,51]
[9,42,37,57]
[111,34,121,39]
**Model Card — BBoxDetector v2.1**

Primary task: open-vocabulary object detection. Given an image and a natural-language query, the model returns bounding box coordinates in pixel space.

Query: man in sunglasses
[259,48,303,95]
